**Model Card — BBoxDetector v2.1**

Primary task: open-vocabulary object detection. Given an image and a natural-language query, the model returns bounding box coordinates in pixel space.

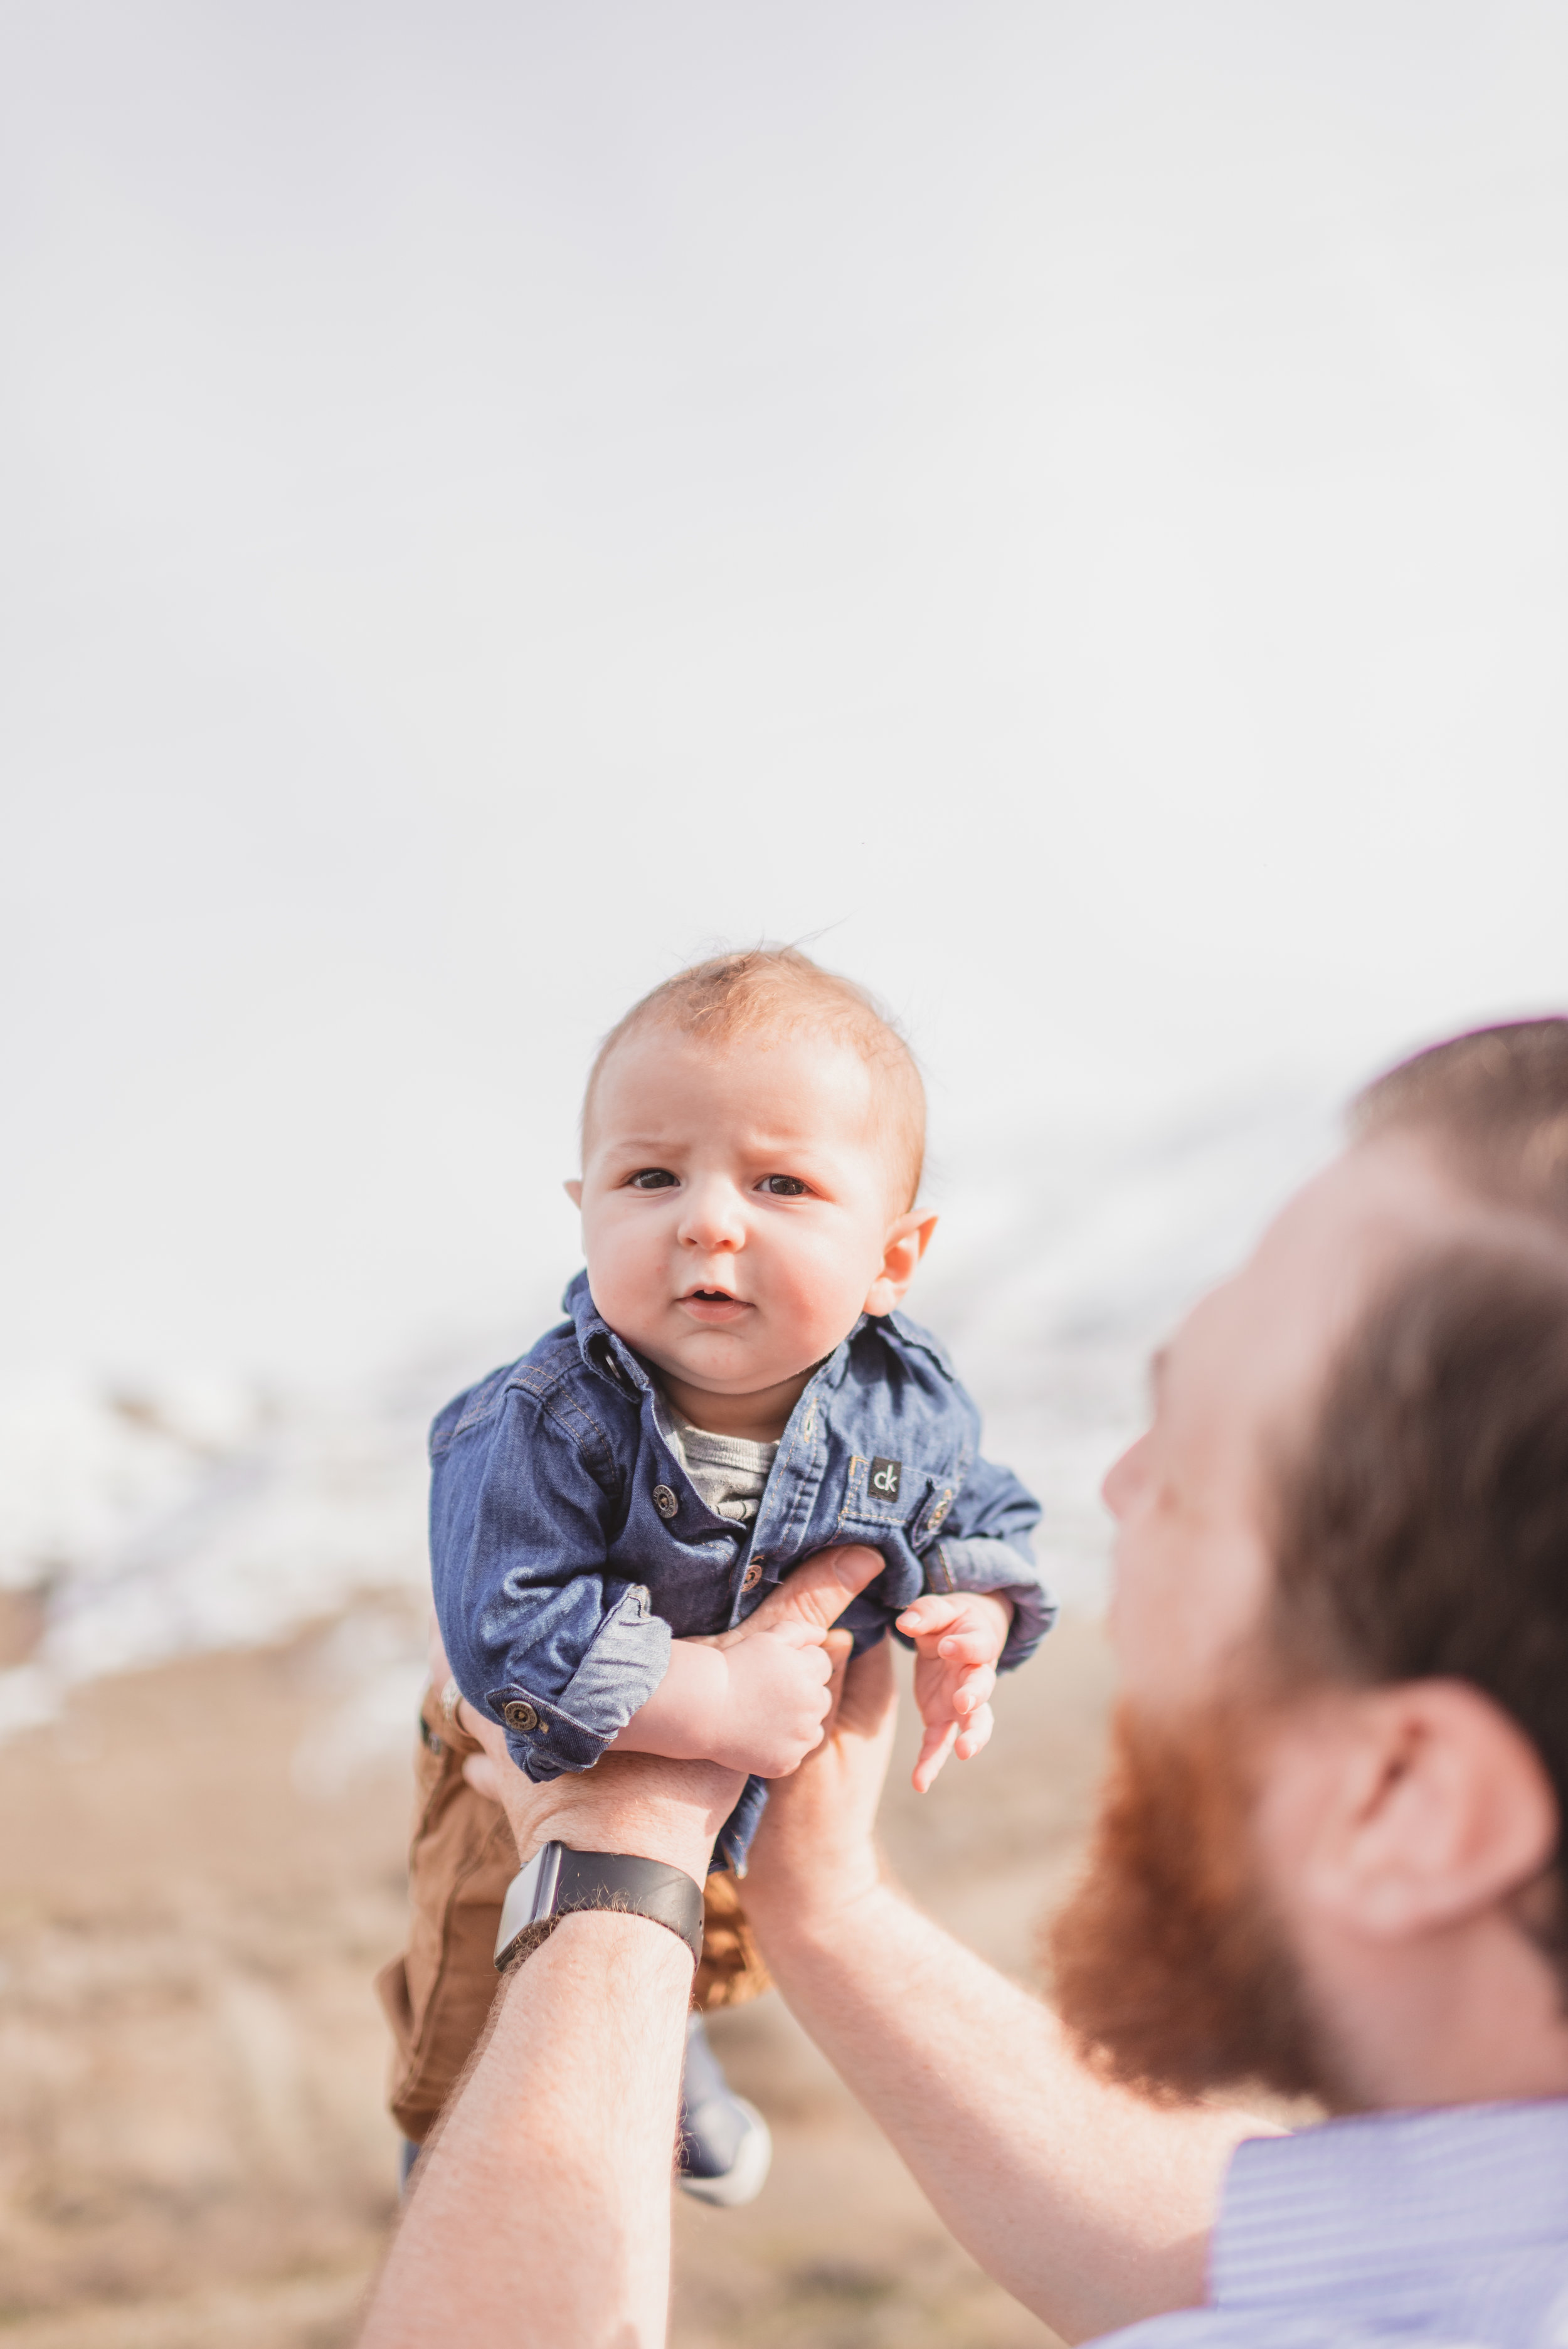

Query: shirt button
[503,1700,539,1732]
[652,1484,679,1519]
[741,1562,762,1593]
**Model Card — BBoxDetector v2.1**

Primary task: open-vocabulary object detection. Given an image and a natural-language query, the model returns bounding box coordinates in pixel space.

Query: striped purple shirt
[1103,2102,1568,2348]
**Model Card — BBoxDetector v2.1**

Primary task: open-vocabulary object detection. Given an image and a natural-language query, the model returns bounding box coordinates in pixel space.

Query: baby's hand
[612,1546,886,1777]
[707,1621,839,1778]
[894,1590,1014,1793]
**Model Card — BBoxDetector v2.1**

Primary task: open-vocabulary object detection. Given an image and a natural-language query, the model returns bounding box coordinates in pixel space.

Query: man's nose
[676,1177,746,1251]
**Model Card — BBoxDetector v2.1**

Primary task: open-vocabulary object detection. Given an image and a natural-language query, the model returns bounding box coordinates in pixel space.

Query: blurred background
[2,3,1565,2343]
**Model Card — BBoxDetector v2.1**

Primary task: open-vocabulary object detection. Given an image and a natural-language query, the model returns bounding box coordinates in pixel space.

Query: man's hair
[581,946,926,1208]
[1350,1015,1568,1220]
[1271,1017,1568,1910]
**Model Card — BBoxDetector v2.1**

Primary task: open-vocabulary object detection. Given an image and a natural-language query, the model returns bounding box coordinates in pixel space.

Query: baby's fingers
[933,1623,1004,1667]
[951,1660,997,1718]
[911,1717,959,1795]
[953,1702,995,1763]
[896,1594,967,1643]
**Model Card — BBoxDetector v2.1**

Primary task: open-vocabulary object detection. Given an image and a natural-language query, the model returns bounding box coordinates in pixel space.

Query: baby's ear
[563,1179,583,1207]
[864,1211,939,1315]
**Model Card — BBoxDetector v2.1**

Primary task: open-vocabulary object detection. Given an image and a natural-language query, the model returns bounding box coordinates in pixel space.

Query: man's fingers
[911,1717,959,1795]
[740,1543,886,1636]
[834,1635,897,1740]
[456,1697,509,1765]
[820,1626,854,1726]
[462,1751,506,1801]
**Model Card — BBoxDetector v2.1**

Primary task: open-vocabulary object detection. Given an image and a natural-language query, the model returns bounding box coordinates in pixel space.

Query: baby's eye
[628,1168,679,1191]
[759,1174,808,1197]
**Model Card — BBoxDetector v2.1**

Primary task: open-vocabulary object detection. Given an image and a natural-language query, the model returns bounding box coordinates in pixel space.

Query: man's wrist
[744,1834,887,1950]
[526,1902,708,1982]
[460,1693,740,1882]
[501,1764,733,1886]
[495,1843,706,1971]
[577,1795,723,1884]
[511,1813,718,1887]
[748,1871,892,1983]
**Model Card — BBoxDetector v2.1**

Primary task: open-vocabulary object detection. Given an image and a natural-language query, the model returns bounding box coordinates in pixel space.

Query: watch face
[494,1842,563,1969]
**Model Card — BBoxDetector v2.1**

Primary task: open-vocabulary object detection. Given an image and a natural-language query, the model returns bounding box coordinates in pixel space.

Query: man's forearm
[359,1911,690,2349]
[753,1875,1263,2345]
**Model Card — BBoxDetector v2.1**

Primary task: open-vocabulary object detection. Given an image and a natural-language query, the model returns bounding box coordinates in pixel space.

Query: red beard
[1047,1697,1328,2106]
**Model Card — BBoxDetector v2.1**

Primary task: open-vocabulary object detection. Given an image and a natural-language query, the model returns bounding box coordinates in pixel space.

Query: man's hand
[718,1542,885,1643]
[741,1635,898,1946]
[449,1544,887,1864]
[460,1705,743,1885]
[895,1589,1013,1793]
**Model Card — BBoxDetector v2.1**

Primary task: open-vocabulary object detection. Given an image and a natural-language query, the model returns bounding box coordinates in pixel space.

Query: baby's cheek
[767,1254,866,1357]
[584,1228,664,1344]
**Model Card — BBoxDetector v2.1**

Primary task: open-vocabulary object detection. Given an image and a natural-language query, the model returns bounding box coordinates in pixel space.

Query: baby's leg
[693,1870,771,2011]
[682,1880,775,2206]
[374,1685,514,2145]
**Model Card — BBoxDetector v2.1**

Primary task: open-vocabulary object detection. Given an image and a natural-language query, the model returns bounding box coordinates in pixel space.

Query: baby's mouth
[680,1286,751,1318]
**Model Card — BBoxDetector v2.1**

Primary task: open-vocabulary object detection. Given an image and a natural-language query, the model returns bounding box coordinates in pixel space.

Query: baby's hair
[582,946,926,1209]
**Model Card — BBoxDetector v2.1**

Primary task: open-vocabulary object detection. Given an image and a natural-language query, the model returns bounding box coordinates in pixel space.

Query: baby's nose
[677,1180,746,1247]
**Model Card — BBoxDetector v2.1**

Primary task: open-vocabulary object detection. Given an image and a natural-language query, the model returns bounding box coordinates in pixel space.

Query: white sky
[3,0,1566,1385]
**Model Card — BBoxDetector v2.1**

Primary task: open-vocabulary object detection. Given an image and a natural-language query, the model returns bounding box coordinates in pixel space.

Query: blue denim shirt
[430,1271,1049,1869]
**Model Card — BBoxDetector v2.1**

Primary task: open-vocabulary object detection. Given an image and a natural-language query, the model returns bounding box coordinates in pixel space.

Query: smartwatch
[494,1842,706,1973]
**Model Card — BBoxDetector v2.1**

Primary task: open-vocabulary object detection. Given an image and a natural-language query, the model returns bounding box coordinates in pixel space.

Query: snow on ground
[0,1089,1340,1748]
[0,1372,432,1749]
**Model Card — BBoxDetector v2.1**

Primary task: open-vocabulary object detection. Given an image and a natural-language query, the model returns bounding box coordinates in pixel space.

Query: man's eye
[760,1175,808,1197]
[628,1168,679,1191]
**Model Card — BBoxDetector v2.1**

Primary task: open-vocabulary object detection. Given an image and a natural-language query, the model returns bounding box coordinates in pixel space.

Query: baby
[377,948,1052,2201]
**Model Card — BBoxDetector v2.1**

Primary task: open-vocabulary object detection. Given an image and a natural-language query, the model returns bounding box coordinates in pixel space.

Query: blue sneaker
[677,2012,772,2207]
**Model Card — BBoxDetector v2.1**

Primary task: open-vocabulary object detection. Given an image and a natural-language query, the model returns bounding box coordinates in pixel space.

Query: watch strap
[494,1842,705,1972]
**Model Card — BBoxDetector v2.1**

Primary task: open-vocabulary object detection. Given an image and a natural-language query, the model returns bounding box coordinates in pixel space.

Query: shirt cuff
[484,1584,673,1782]
[924,1535,1057,1670]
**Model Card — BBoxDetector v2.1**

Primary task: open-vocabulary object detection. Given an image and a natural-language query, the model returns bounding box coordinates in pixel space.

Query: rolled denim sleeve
[430,1382,672,1782]
[921,1448,1053,1671]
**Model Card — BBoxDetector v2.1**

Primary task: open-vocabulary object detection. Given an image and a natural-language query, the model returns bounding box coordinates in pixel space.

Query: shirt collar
[562,1270,649,1394]
[1212,2101,1568,2313]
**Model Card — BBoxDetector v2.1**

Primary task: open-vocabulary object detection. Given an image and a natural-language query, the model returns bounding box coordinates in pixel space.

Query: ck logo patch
[869,1456,903,1503]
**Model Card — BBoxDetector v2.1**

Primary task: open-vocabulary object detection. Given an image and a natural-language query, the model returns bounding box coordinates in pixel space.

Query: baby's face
[571,1026,926,1404]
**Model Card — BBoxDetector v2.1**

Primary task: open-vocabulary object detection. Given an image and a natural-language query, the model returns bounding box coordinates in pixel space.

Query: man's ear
[563,1179,583,1208]
[864,1212,938,1317]
[1284,1680,1560,1942]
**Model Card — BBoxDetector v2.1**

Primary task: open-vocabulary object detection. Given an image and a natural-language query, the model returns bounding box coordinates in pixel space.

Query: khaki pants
[374,1686,771,2143]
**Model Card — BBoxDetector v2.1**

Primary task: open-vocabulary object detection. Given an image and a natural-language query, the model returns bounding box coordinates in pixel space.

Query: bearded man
[361,1018,1568,2349]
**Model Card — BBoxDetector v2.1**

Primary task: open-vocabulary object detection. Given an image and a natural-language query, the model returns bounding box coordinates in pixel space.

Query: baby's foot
[677,2012,773,2208]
